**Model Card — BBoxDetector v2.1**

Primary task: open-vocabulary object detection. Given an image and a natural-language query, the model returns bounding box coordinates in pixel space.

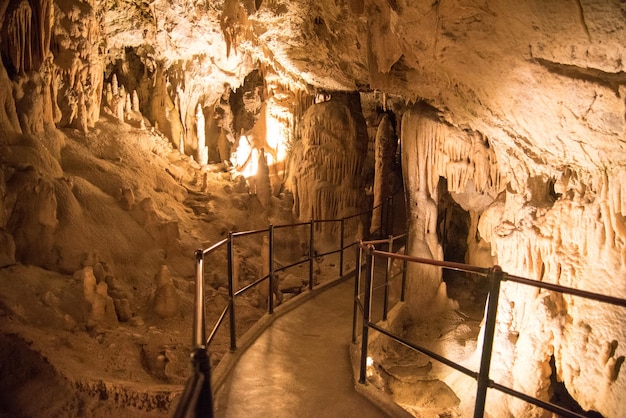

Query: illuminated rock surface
[0,0,624,416]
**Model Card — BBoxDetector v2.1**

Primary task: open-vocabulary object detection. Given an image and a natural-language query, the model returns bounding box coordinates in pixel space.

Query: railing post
[383,235,392,321]
[386,194,393,236]
[359,244,374,384]
[193,249,206,347]
[339,217,345,278]
[192,346,214,417]
[309,219,314,290]
[269,225,275,314]
[474,265,503,418]
[401,230,408,302]
[227,232,237,351]
[352,243,362,344]
[378,200,385,238]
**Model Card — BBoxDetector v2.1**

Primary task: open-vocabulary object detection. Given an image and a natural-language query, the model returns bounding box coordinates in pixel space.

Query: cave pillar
[370,113,396,236]
[401,107,446,315]
[289,92,368,251]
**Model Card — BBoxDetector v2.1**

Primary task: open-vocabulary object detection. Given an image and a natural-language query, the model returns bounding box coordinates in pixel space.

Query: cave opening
[549,355,605,418]
[437,178,469,272]
[434,176,489,314]
[437,177,470,265]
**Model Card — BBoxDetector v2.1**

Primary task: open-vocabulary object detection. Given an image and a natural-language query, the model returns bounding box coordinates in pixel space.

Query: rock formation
[288,92,368,250]
[152,265,180,319]
[0,0,624,416]
[370,112,397,236]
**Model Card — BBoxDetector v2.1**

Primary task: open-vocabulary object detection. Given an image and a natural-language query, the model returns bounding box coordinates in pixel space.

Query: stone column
[370,113,396,236]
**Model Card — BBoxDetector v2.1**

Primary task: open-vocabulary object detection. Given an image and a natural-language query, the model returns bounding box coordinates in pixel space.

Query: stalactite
[5,1,32,74]
[27,0,52,71]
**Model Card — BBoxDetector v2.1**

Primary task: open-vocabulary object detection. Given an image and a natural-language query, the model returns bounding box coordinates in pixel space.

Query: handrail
[355,236,626,418]
[231,227,268,237]
[201,237,228,256]
[275,257,309,274]
[505,273,626,307]
[175,188,402,417]
[365,246,490,276]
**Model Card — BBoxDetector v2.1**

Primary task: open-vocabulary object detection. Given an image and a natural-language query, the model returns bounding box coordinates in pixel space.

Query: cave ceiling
[99,0,626,187]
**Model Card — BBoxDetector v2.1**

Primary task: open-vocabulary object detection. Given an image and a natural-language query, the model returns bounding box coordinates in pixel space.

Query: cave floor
[213,278,391,418]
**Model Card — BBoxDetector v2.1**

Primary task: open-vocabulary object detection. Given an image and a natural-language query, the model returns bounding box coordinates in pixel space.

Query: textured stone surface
[0,0,624,416]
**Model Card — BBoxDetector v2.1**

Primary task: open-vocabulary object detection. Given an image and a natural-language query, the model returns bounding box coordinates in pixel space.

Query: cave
[0,1,625,418]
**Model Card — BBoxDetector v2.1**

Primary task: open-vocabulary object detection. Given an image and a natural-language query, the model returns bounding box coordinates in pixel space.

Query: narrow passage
[214,279,389,418]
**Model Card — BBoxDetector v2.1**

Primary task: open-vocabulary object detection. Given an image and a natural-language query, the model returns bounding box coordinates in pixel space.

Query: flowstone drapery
[473,168,626,418]
[289,93,368,250]
[401,104,503,314]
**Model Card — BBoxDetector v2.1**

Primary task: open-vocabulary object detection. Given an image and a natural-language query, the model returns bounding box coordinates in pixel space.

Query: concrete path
[213,279,389,418]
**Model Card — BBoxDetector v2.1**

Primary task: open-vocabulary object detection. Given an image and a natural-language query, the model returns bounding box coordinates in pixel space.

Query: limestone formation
[196,103,208,165]
[289,92,368,249]
[370,112,397,236]
[152,265,180,318]
[0,0,624,416]
[79,266,118,329]
[119,187,134,211]
[254,149,272,210]
[0,230,15,267]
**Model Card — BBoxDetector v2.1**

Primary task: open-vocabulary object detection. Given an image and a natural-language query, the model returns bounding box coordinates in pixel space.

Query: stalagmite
[196,104,208,165]
[370,113,397,235]
[132,90,140,112]
[255,149,272,210]
[402,107,446,314]
[152,265,180,318]
[111,74,119,96]
[125,93,132,113]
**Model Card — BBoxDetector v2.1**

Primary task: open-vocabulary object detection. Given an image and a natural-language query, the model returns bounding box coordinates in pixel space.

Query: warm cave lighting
[233,134,259,177]
[265,114,288,165]
[366,356,374,378]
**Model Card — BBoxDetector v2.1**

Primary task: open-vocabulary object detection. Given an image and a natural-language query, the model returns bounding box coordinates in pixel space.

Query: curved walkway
[213,278,390,418]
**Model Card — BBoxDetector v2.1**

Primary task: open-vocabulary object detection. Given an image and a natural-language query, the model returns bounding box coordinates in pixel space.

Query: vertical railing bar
[340,217,345,278]
[309,219,314,290]
[352,243,362,344]
[383,235,392,321]
[359,244,374,384]
[227,233,237,351]
[401,228,408,302]
[474,265,503,417]
[380,197,386,238]
[386,194,393,236]
[196,348,215,417]
[193,249,206,348]
[269,225,275,315]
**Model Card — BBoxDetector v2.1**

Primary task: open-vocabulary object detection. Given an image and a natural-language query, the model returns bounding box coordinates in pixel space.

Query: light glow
[265,111,289,164]
[233,135,259,177]
[366,356,374,377]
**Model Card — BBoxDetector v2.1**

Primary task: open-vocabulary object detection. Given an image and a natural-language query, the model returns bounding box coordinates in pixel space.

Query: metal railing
[174,189,400,417]
[354,238,626,418]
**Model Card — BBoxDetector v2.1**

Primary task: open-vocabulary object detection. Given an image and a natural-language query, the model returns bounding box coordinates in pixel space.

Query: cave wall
[0,0,624,416]
[478,169,626,417]
[399,100,625,416]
